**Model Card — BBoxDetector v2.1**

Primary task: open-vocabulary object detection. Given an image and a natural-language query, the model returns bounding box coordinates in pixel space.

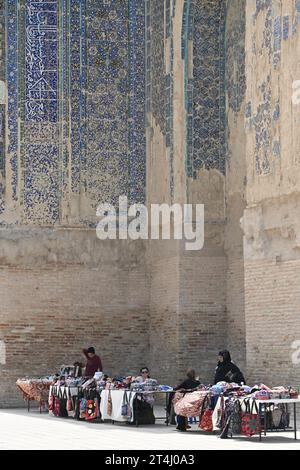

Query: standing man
[82,347,103,377]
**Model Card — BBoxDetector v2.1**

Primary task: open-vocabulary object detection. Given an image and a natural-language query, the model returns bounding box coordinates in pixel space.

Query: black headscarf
[218,350,231,364]
[214,350,245,385]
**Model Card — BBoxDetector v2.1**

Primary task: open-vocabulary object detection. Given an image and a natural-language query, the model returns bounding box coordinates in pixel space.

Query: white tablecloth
[100,390,136,422]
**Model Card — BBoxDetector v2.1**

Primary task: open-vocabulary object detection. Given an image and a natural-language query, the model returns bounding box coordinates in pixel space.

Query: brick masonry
[1,0,300,407]
[245,259,300,387]
[0,233,150,407]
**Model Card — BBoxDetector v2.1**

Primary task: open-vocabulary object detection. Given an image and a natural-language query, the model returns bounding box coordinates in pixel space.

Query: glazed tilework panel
[83,0,130,208]
[225,0,246,114]
[147,0,175,198]
[149,0,166,136]
[4,0,146,225]
[185,0,226,178]
[25,0,58,122]
[23,0,59,223]
[6,0,19,204]
[88,0,145,208]
[0,1,4,215]
[246,0,287,176]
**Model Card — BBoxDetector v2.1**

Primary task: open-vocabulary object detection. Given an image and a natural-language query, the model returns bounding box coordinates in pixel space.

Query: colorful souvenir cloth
[173,391,208,417]
[16,378,52,402]
[131,379,159,392]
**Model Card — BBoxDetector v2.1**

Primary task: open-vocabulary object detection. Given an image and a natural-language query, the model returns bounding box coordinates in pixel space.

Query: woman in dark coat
[174,368,200,431]
[214,350,246,385]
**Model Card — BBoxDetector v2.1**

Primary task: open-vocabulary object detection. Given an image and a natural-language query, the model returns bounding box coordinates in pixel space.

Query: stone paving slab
[0,409,300,450]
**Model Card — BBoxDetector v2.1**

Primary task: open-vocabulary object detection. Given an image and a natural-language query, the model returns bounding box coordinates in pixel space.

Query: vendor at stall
[82,347,103,377]
[174,368,200,432]
[135,367,151,382]
[214,349,245,385]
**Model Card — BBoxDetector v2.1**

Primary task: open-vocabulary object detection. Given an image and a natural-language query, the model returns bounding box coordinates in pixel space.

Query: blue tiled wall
[147,0,175,199]
[4,0,146,224]
[0,0,4,215]
[184,0,226,178]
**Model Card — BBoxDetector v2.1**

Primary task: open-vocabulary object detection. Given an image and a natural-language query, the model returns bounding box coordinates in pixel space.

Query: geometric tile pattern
[249,0,285,175]
[0,0,4,215]
[184,0,226,178]
[147,0,175,199]
[4,0,146,225]
[226,0,246,114]
[149,0,166,136]
[23,0,59,223]
[6,0,20,205]
[253,75,272,175]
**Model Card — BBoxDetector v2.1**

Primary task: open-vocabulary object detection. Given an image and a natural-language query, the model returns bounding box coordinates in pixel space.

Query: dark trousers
[177,415,187,430]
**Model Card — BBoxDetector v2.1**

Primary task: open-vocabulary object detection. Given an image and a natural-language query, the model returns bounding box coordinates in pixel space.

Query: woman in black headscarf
[214,350,246,385]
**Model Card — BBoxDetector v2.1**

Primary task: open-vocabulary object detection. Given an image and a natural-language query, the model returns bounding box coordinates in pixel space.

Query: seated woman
[214,350,245,385]
[131,367,156,425]
[174,368,200,431]
[135,367,151,383]
[135,367,156,407]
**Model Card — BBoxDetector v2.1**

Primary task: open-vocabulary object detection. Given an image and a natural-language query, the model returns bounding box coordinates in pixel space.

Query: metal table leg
[294,403,297,440]
[135,395,139,427]
[259,403,262,442]
[165,393,169,426]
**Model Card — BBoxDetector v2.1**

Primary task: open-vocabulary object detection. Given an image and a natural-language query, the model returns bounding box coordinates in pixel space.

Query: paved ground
[0,408,300,450]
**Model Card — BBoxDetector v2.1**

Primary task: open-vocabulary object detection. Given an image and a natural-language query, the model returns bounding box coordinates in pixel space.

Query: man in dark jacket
[214,350,245,385]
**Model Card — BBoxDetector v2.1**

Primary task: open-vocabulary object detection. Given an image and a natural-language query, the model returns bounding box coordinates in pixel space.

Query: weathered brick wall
[149,245,227,387]
[225,256,246,369]
[0,233,149,407]
[242,0,300,387]
[178,253,227,384]
[224,0,247,371]
[149,244,180,385]
[2,0,300,409]
[245,258,300,388]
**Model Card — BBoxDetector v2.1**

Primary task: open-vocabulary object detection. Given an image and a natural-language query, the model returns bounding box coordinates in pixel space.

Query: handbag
[131,396,155,425]
[86,398,99,421]
[199,407,213,432]
[107,390,113,416]
[66,397,76,418]
[279,404,290,428]
[79,398,87,419]
[121,391,132,418]
[241,399,261,437]
[228,400,242,436]
[54,397,60,417]
[271,406,282,428]
[48,394,55,413]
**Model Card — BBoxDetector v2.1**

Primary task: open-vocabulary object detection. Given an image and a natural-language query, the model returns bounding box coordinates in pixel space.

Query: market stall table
[257,398,300,441]
[100,389,174,426]
[16,378,52,413]
[214,395,300,440]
